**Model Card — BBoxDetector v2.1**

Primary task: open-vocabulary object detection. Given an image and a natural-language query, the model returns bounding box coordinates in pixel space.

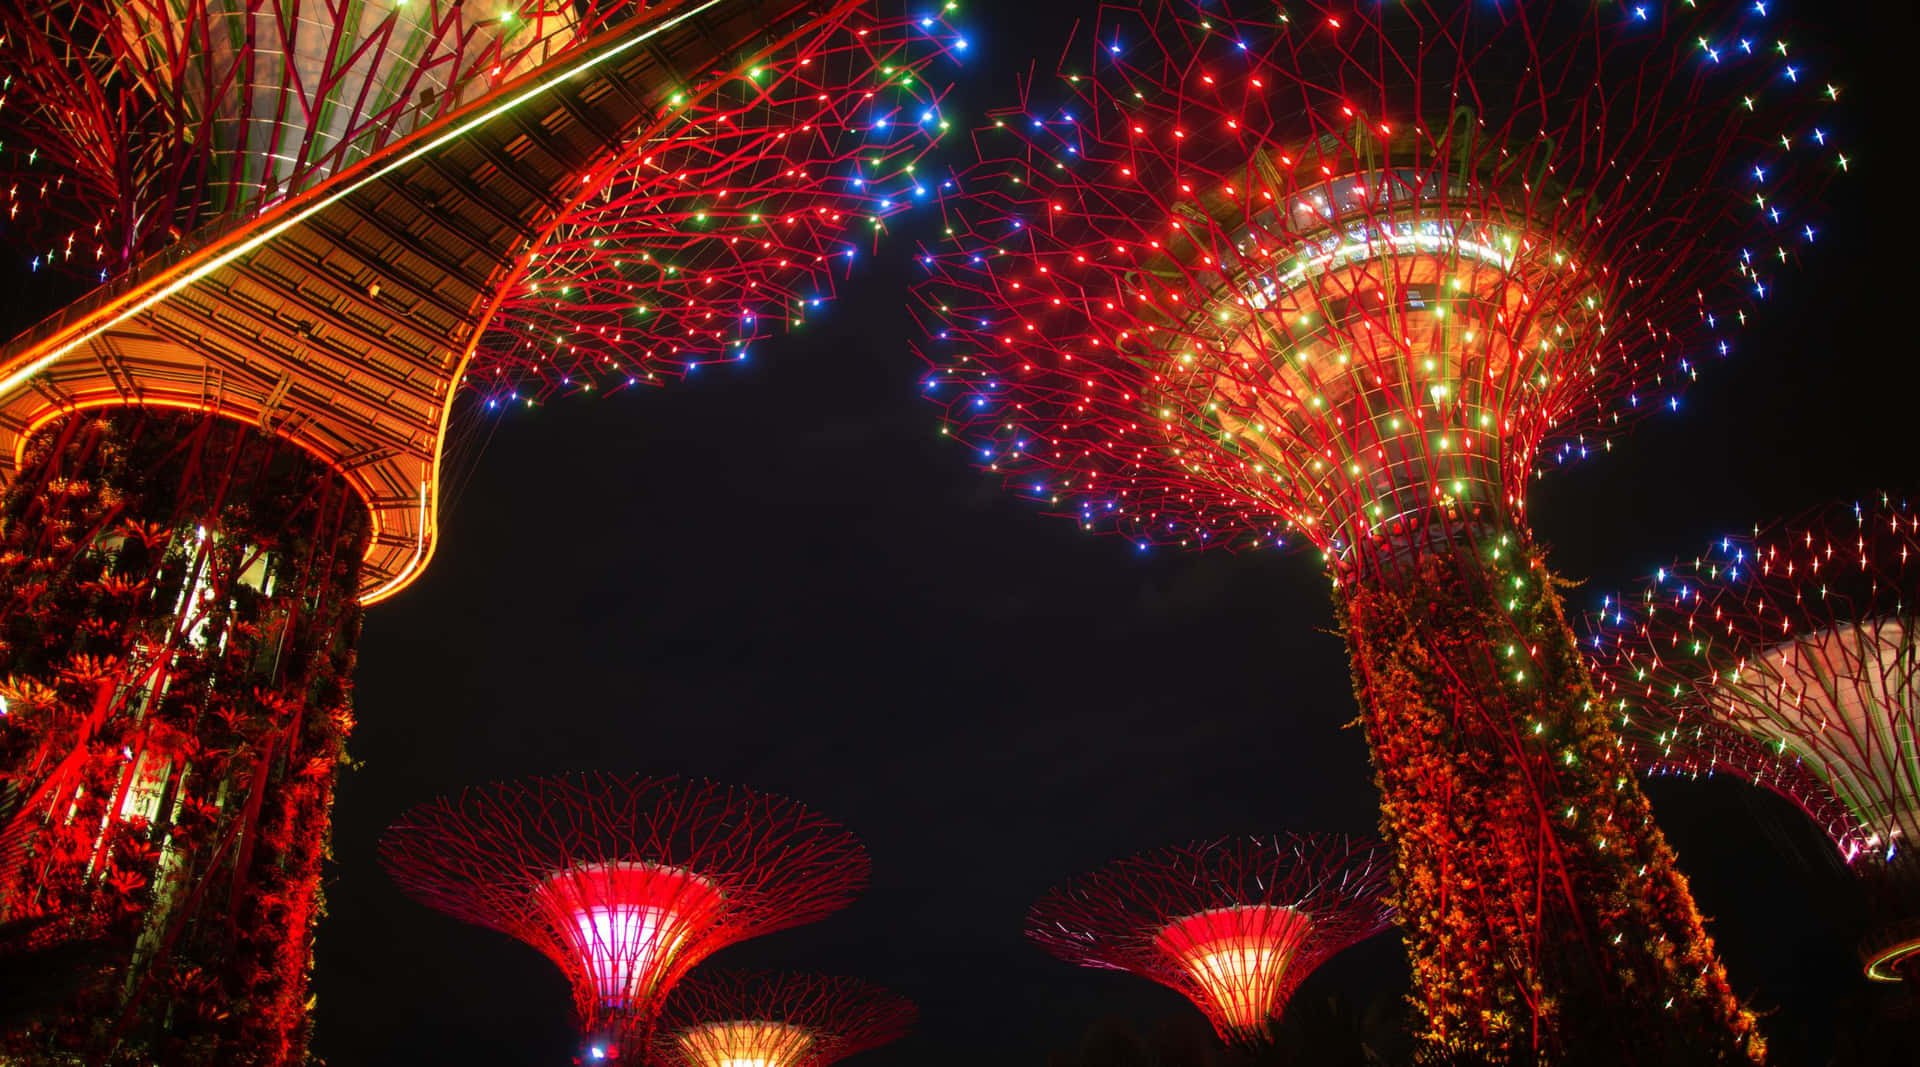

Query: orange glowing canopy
[532,862,726,1009]
[672,1019,817,1067]
[1152,905,1314,1038]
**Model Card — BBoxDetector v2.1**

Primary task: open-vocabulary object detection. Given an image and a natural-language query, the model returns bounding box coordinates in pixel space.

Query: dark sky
[10,1,1910,1063]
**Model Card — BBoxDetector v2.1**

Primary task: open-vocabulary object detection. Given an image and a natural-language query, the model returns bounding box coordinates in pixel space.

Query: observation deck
[0,0,820,604]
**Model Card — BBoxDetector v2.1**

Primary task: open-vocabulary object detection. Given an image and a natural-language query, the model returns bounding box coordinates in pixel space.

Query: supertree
[0,1,960,1061]
[1,1,961,401]
[1586,496,1920,985]
[380,774,870,1066]
[914,0,1843,1058]
[1026,834,1392,1045]
[649,970,915,1067]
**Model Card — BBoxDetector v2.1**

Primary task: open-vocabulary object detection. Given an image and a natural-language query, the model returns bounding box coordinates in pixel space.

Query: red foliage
[0,411,364,1064]
[1342,544,1758,1058]
[913,2,1842,1056]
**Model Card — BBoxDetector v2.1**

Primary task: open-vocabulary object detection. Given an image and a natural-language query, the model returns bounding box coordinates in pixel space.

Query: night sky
[6,1,1911,1063]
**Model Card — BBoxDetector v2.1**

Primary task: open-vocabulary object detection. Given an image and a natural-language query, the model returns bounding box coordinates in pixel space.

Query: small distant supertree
[1587,496,1920,983]
[1027,834,1392,1044]
[650,970,915,1067]
[380,774,869,1066]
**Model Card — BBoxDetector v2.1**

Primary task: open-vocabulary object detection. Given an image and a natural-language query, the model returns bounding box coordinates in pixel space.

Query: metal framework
[650,970,915,1067]
[0,0,958,601]
[914,1,1840,1057]
[0,3,956,1062]
[1587,496,1920,982]
[379,774,869,1066]
[1026,834,1391,1043]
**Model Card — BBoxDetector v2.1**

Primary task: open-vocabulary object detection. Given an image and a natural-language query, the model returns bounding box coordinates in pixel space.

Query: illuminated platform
[0,0,816,604]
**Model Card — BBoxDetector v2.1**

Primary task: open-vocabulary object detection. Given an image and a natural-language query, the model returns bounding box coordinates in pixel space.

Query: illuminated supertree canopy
[1026,834,1391,1044]
[0,0,962,402]
[0,3,959,1060]
[1,0,598,266]
[1587,496,1920,983]
[380,774,869,1065]
[463,2,960,405]
[649,970,915,1067]
[915,0,1843,1057]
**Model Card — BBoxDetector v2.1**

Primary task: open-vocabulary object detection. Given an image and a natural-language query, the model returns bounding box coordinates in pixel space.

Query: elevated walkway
[0,0,835,603]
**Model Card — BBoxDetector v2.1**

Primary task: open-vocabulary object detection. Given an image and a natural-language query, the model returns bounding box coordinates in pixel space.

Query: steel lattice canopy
[0,0,835,604]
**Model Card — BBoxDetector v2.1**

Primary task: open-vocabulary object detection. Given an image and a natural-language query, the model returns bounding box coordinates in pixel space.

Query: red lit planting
[0,3,958,1059]
[917,1,1841,1055]
[651,970,915,1067]
[1587,496,1920,982]
[1026,834,1391,1043]
[380,774,869,1065]
[0,410,365,1065]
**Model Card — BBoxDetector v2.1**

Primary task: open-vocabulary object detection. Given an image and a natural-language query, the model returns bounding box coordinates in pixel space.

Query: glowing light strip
[1865,935,1920,982]
[0,0,728,402]
[1247,230,1517,311]
[358,481,431,606]
[7,395,415,603]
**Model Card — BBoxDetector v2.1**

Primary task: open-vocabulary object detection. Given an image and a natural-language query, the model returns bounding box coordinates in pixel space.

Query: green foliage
[1337,536,1762,1063]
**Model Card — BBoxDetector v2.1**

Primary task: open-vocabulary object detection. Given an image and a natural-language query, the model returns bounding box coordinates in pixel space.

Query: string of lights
[0,3,964,1061]
[1026,834,1393,1043]
[915,0,1843,1056]
[1588,495,1920,983]
[381,774,870,1066]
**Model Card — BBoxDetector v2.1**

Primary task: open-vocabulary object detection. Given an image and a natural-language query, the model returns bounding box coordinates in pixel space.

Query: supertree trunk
[1337,533,1759,1063]
[0,410,365,1065]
